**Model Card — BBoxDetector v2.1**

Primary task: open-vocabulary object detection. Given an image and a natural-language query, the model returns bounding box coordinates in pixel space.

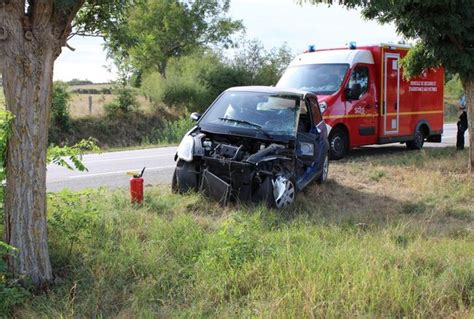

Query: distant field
[69,93,153,118]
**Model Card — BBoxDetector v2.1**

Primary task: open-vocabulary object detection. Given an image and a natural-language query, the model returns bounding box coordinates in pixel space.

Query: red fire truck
[277,43,444,159]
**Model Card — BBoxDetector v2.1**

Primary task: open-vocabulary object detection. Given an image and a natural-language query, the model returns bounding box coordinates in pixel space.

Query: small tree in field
[304,0,474,173]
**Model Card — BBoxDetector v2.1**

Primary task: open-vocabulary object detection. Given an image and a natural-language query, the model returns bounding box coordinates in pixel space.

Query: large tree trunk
[465,80,474,174]
[1,3,59,287]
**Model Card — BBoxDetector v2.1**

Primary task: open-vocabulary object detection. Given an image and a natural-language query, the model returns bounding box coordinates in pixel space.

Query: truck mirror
[344,87,353,101]
[190,112,201,121]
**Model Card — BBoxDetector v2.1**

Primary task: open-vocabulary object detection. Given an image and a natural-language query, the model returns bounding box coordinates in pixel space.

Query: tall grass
[5,147,474,317]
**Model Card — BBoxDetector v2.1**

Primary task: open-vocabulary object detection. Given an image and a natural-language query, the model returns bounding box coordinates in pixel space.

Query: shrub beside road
[9,147,474,317]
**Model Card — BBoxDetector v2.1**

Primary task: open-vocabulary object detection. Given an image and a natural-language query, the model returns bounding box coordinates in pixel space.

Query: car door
[296,98,319,166]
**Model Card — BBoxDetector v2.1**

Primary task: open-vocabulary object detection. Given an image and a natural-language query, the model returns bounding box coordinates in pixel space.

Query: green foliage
[47,138,99,172]
[51,81,72,132]
[142,52,221,112]
[304,1,474,80]
[91,0,243,77]
[141,43,293,113]
[146,117,194,145]
[232,39,293,85]
[0,242,29,317]
[445,74,464,100]
[103,85,139,115]
[48,190,100,261]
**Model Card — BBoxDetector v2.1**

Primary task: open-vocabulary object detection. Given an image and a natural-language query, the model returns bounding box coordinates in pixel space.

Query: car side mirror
[190,112,201,121]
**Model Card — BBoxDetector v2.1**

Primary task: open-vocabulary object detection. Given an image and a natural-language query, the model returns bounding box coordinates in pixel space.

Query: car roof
[225,86,317,100]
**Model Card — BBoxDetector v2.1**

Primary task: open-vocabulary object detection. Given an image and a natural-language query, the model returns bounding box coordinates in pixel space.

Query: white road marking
[69,165,176,179]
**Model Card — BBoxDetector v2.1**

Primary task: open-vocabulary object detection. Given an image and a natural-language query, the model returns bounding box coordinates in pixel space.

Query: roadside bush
[141,43,293,114]
[142,52,219,112]
[51,82,71,132]
[145,117,194,145]
[0,242,29,317]
[103,85,139,116]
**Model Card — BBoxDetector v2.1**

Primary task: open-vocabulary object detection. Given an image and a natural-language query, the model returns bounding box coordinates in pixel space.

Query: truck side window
[346,66,369,100]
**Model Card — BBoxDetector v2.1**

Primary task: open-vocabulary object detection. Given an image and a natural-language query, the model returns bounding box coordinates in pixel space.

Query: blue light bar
[308,44,316,52]
[349,41,357,50]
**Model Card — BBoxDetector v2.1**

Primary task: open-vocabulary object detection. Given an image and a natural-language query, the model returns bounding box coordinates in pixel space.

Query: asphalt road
[46,123,467,192]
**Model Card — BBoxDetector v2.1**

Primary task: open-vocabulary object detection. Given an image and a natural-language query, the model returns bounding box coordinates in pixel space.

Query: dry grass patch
[69,94,153,118]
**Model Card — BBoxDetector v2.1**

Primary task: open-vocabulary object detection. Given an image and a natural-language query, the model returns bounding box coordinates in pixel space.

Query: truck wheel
[316,153,329,184]
[329,128,349,160]
[172,160,198,194]
[406,127,425,150]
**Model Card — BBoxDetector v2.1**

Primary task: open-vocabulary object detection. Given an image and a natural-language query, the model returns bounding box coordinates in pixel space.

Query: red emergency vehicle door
[383,53,400,135]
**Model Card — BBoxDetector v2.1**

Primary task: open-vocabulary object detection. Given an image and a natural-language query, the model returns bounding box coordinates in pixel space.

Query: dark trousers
[457,111,468,150]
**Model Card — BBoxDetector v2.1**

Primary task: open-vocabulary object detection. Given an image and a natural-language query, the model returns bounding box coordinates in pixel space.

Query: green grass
[5,147,474,317]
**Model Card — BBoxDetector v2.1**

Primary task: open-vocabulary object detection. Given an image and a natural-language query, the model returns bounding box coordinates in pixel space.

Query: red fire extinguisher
[129,167,146,204]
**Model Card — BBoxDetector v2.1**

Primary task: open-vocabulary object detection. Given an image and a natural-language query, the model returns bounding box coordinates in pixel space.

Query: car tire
[406,127,425,150]
[329,128,349,160]
[172,160,198,194]
[254,175,297,209]
[316,153,329,184]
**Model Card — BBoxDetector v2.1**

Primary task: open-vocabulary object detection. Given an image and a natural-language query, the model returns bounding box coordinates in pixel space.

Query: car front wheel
[171,160,199,194]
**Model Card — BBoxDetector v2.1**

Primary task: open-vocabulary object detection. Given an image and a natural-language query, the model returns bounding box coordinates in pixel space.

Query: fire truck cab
[277,44,444,159]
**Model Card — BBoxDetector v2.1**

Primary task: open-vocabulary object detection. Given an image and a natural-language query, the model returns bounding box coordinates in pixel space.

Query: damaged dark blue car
[172,86,329,208]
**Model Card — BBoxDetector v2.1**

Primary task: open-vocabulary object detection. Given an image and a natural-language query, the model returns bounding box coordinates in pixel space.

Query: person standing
[456,94,468,150]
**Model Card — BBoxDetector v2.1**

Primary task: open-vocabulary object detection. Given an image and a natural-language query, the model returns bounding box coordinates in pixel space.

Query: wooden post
[88,95,92,115]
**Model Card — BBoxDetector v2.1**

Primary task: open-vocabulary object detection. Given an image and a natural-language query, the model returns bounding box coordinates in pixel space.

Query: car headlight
[319,102,327,113]
[177,135,194,162]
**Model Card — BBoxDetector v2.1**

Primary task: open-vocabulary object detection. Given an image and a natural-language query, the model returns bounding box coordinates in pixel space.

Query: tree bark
[464,79,474,174]
[1,2,58,287]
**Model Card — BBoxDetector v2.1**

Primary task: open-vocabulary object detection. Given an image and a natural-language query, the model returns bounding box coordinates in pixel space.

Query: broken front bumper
[199,158,257,205]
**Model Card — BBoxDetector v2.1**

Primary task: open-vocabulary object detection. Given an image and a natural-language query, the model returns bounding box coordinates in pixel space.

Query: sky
[54,0,402,83]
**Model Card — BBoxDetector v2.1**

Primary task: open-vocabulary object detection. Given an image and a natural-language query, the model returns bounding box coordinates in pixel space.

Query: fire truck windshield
[278,63,349,95]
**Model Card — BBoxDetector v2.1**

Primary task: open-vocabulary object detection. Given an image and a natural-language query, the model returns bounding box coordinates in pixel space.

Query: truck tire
[329,128,349,160]
[406,127,425,150]
[172,160,198,194]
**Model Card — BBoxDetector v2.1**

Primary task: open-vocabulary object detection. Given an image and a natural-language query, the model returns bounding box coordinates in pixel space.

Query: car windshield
[277,63,349,95]
[199,91,300,137]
